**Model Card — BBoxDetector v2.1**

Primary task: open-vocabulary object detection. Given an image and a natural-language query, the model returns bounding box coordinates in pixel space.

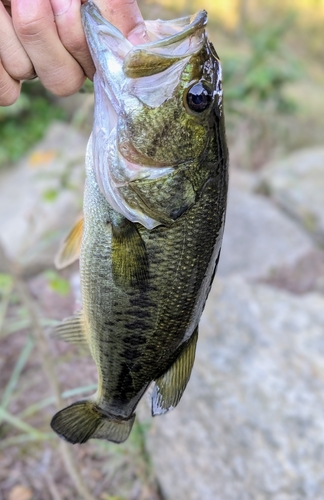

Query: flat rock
[0,122,86,272]
[217,185,314,279]
[143,277,324,500]
[258,147,324,245]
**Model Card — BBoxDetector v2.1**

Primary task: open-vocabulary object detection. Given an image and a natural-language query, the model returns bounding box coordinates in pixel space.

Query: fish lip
[81,0,124,41]
[136,10,208,50]
[81,1,130,67]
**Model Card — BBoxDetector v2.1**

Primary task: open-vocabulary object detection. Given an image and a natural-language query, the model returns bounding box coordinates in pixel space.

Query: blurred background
[0,0,324,499]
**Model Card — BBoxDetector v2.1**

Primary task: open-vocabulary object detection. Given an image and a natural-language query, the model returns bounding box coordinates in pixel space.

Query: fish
[50,0,228,444]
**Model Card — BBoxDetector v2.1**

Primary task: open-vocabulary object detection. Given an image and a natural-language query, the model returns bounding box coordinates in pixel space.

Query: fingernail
[51,0,72,16]
[127,23,149,45]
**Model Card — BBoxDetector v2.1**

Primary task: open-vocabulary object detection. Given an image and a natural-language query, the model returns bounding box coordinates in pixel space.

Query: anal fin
[152,327,198,416]
[52,312,88,346]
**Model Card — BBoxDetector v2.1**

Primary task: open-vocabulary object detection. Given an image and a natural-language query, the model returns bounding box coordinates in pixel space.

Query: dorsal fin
[55,218,83,270]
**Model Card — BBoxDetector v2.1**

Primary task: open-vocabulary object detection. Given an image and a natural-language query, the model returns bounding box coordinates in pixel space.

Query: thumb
[91,0,149,45]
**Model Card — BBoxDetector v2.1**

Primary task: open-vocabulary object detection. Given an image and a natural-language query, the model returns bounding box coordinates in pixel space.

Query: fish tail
[51,400,135,444]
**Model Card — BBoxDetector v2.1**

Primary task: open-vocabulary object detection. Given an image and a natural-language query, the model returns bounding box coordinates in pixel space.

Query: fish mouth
[82,1,207,80]
[81,0,209,143]
[82,1,207,50]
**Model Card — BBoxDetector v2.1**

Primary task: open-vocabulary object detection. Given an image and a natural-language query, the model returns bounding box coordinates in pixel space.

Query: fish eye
[186,82,213,113]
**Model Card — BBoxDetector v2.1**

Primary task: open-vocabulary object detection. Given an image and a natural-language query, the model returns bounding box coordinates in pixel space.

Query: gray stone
[143,277,324,500]
[258,147,324,245]
[262,248,324,295]
[0,122,86,271]
[229,167,259,193]
[218,185,314,279]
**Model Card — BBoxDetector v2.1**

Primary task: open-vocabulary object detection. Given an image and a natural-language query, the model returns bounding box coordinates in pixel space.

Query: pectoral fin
[55,218,83,270]
[111,217,149,290]
[52,312,88,346]
[152,327,198,416]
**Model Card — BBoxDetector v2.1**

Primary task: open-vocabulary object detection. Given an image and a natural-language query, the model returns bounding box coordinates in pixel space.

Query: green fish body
[51,1,228,444]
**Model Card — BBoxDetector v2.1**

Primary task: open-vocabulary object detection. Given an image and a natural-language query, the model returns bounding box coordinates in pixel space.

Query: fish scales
[51,1,228,444]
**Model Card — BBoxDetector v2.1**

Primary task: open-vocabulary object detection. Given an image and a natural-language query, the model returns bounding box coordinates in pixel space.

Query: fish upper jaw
[81,1,134,118]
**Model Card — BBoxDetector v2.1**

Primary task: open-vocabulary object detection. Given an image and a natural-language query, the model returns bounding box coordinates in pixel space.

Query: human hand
[0,0,147,106]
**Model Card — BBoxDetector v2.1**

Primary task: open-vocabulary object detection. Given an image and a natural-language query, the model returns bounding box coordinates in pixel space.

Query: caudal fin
[51,400,135,444]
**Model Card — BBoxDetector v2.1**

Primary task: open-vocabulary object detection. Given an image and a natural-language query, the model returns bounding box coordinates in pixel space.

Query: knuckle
[15,16,47,41]
[3,48,34,81]
[0,80,20,106]
[23,68,38,80]
[66,35,86,55]
[44,71,86,97]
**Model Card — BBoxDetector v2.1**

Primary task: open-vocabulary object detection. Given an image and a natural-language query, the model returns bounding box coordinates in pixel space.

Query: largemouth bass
[51,0,228,444]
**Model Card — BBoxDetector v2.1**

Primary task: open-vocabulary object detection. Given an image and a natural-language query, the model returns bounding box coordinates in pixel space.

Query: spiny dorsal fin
[111,218,149,290]
[152,327,198,416]
[52,312,88,345]
[55,217,83,270]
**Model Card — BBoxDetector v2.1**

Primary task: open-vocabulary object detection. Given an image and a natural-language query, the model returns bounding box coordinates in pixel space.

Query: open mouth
[81,0,210,145]
[82,1,207,57]
[81,1,208,90]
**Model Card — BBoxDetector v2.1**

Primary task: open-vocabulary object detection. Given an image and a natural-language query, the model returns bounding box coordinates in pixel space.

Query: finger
[2,0,11,12]
[50,0,95,79]
[0,59,21,106]
[2,0,12,15]
[0,2,35,80]
[12,0,86,96]
[93,0,149,44]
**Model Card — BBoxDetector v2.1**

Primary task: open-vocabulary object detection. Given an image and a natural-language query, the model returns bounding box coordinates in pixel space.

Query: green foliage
[223,15,302,113]
[100,496,124,500]
[42,188,59,202]
[0,273,13,336]
[44,270,70,297]
[0,81,66,168]
[79,79,94,94]
[0,273,13,294]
